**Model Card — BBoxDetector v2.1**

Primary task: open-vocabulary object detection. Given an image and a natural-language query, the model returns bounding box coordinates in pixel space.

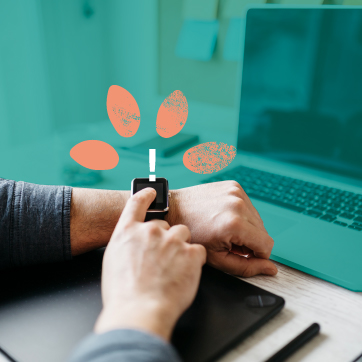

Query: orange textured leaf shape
[107,85,140,137]
[70,140,119,170]
[156,90,188,138]
[183,142,236,174]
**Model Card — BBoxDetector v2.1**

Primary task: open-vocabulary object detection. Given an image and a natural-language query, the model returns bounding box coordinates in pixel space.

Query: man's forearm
[70,188,129,255]
[70,189,186,256]
[1,178,275,278]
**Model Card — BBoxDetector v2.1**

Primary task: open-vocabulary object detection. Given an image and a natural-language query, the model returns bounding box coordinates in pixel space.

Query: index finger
[120,188,156,224]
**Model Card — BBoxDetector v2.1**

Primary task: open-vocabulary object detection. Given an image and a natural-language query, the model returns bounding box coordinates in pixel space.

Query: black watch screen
[131,178,169,211]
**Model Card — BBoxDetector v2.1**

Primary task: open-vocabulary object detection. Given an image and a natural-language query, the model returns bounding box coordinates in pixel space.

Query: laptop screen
[238,8,362,181]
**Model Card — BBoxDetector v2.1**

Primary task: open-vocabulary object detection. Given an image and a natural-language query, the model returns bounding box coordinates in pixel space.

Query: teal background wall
[1,0,361,190]
[0,0,240,190]
[159,0,239,107]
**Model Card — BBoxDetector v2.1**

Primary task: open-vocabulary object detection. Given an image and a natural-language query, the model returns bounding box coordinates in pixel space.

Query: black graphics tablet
[0,250,284,362]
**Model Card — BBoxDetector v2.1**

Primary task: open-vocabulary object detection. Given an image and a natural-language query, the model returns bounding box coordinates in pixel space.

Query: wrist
[70,189,130,255]
[96,190,130,243]
[165,189,184,226]
[95,298,178,341]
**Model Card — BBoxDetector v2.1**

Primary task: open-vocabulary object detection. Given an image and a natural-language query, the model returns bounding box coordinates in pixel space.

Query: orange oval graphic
[183,142,236,174]
[107,85,140,138]
[156,90,188,138]
[70,140,119,170]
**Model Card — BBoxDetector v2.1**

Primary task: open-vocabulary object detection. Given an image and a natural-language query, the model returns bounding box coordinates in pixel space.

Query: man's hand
[167,181,277,278]
[94,188,206,341]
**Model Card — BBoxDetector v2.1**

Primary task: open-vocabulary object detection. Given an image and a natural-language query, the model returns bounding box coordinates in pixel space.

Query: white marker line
[149,149,156,172]
[149,149,156,181]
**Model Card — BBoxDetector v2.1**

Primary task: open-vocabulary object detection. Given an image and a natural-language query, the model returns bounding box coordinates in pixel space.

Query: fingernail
[264,266,278,275]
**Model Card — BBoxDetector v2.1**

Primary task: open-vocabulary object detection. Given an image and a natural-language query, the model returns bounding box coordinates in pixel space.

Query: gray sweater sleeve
[0,178,72,268]
[68,329,181,362]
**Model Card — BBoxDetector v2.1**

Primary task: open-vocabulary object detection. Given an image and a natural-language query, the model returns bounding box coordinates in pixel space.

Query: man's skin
[70,181,277,278]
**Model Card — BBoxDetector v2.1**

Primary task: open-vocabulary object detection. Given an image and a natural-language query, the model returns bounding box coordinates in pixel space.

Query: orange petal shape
[183,142,236,174]
[156,90,188,138]
[107,85,140,137]
[70,140,119,170]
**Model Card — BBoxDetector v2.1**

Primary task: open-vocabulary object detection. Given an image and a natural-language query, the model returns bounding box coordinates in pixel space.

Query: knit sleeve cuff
[68,329,181,362]
[10,181,72,266]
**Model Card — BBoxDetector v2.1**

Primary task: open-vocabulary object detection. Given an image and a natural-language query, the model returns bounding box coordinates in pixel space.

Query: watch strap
[144,211,168,221]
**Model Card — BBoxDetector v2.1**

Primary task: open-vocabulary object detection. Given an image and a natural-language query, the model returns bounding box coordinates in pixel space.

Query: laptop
[204,6,362,291]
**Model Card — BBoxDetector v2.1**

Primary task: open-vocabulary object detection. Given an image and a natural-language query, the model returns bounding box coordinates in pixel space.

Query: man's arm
[0,178,129,267]
[1,178,276,276]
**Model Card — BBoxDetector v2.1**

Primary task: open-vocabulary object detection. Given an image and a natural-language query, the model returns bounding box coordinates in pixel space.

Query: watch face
[131,178,169,210]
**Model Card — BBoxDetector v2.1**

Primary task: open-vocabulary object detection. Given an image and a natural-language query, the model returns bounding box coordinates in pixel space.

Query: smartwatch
[131,178,170,221]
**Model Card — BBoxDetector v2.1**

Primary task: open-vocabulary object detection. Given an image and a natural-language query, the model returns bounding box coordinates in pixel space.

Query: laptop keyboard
[203,165,362,231]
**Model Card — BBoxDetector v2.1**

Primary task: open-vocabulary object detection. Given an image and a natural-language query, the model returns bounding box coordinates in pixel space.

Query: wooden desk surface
[219,262,362,362]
